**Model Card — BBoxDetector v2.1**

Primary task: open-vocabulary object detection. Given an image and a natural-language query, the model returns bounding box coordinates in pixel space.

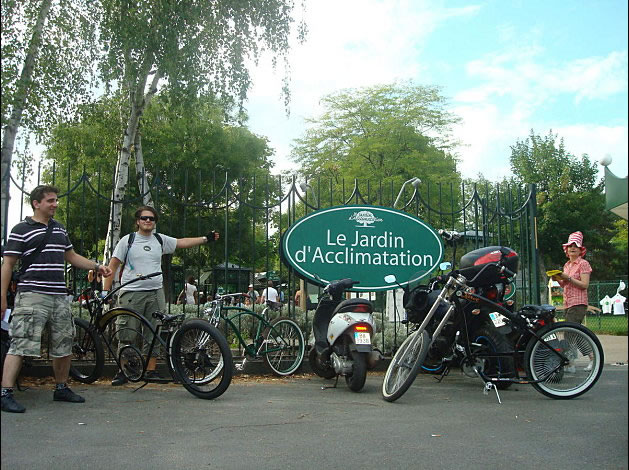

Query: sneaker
[111,371,128,386]
[53,387,85,403]
[565,365,576,374]
[1,393,26,413]
[584,361,593,372]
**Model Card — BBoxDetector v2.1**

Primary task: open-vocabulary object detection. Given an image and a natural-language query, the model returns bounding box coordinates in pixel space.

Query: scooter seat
[334,298,373,314]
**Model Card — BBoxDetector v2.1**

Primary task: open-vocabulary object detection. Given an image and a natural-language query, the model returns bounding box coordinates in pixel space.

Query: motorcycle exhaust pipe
[367,349,383,370]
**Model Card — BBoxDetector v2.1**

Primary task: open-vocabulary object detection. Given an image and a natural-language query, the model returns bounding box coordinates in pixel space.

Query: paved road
[2,367,627,470]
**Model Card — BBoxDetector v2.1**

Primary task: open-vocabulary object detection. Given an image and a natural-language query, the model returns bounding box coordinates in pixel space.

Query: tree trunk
[1,0,53,241]
[133,68,160,207]
[538,256,549,304]
[103,66,161,262]
[134,131,154,207]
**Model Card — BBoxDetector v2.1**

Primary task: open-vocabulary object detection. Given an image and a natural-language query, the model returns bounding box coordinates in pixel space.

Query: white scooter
[309,278,380,392]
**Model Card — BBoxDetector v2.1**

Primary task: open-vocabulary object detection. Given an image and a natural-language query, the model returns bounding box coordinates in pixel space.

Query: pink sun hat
[562,231,586,257]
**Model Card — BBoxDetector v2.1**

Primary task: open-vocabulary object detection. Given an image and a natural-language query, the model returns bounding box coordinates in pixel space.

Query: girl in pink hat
[552,231,592,325]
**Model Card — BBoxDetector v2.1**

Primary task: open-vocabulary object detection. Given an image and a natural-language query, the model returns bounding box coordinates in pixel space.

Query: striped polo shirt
[4,217,73,295]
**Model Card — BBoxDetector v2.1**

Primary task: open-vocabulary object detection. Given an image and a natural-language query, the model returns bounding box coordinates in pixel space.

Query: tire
[472,326,515,390]
[526,322,604,399]
[382,329,430,402]
[262,317,305,376]
[345,349,368,392]
[420,357,446,374]
[308,346,336,379]
[171,319,233,400]
[70,318,104,384]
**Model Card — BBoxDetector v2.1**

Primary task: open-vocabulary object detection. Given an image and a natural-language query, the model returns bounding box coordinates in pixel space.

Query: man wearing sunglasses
[102,206,219,386]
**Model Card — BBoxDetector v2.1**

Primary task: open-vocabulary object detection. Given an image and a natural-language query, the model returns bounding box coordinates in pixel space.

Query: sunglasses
[139,216,156,222]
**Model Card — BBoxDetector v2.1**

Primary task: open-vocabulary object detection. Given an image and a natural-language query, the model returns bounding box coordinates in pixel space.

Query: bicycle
[70,272,233,399]
[204,293,305,376]
[382,256,604,403]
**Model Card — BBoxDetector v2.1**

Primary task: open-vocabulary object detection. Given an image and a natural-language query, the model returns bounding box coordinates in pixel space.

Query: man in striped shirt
[1,185,112,413]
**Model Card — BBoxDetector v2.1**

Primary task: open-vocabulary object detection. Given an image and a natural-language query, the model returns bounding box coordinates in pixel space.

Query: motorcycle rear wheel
[345,350,368,392]
[526,322,603,399]
[382,329,430,402]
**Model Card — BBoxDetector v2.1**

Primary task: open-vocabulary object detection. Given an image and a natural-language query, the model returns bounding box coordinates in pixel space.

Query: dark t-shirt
[4,217,72,295]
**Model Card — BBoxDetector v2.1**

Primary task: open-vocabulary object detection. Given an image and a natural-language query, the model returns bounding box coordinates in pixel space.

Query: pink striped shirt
[559,257,592,309]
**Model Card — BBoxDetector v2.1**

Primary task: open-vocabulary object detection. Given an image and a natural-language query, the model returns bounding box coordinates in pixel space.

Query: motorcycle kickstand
[434,365,450,383]
[482,381,502,404]
[321,375,339,390]
[132,381,149,393]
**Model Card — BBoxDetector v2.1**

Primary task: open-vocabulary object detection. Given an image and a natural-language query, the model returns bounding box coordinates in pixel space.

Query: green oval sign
[281,205,443,291]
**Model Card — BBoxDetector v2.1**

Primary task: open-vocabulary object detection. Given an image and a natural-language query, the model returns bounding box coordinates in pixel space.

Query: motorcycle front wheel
[526,322,604,399]
[382,329,430,402]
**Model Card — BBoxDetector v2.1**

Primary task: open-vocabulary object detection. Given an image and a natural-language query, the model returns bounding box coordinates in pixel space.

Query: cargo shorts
[8,291,74,358]
[116,289,166,357]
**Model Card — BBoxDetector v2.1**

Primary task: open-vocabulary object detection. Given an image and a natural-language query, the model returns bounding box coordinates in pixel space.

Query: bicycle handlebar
[83,272,162,307]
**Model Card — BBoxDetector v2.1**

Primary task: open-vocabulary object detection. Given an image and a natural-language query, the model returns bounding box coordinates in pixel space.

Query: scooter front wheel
[345,350,368,392]
[382,329,430,402]
[308,347,336,379]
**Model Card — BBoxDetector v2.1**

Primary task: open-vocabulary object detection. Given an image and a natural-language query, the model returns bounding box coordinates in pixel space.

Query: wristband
[94,263,101,272]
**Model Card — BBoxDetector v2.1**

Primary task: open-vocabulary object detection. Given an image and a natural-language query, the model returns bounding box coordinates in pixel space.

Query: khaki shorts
[8,291,74,358]
[565,304,587,324]
[116,289,166,357]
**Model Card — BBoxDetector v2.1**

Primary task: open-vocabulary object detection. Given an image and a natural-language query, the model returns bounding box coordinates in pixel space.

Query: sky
[244,0,628,181]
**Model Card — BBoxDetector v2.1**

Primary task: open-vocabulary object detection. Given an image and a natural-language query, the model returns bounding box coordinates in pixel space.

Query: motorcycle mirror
[384,274,397,284]
[440,262,452,271]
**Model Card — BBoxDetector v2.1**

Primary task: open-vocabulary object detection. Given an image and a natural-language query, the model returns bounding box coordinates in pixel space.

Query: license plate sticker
[355,332,371,345]
[489,312,506,327]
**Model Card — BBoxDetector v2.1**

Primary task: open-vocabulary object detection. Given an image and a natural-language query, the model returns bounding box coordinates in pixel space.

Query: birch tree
[98,0,306,260]
[1,0,98,239]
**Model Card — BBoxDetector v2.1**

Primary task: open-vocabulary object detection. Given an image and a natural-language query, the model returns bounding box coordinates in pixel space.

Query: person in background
[258,280,280,310]
[246,284,258,307]
[551,231,593,372]
[102,206,219,386]
[1,185,113,413]
[184,276,198,305]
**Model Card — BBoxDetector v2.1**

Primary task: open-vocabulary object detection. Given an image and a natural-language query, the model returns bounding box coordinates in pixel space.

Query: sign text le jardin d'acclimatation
[281,206,443,291]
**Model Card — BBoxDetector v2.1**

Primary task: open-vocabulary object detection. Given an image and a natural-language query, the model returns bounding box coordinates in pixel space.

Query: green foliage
[97,0,305,112]
[291,82,461,195]
[1,0,99,136]
[43,91,280,271]
[510,129,625,280]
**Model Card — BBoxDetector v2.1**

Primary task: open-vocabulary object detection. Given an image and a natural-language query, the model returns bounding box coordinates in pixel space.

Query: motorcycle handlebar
[438,229,463,241]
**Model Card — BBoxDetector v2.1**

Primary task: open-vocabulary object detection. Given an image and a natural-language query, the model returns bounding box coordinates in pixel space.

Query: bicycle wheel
[262,317,305,376]
[382,329,430,402]
[70,318,105,384]
[472,325,515,390]
[170,319,233,400]
[526,322,604,399]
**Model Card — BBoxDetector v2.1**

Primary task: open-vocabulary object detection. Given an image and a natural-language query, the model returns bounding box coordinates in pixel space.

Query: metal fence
[5,162,550,355]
